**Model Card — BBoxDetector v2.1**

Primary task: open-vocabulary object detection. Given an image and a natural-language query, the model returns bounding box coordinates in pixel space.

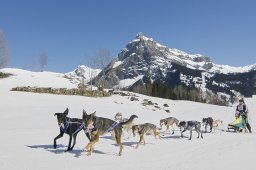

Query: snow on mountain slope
[65,65,101,84]
[115,33,256,74]
[93,33,256,105]
[0,68,256,170]
[102,33,256,89]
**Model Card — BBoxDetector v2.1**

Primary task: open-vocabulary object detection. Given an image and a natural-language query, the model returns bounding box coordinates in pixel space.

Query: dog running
[82,110,138,156]
[114,112,137,138]
[159,117,179,135]
[53,108,91,152]
[132,123,160,149]
[179,121,203,140]
[212,120,224,133]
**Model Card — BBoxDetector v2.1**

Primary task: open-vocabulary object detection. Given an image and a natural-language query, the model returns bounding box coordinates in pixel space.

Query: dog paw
[82,148,88,152]
[65,149,71,152]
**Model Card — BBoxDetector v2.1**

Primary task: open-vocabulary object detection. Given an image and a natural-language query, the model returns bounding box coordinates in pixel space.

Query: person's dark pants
[247,123,252,133]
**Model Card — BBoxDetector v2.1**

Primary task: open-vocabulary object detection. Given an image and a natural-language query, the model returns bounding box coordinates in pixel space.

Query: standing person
[236,98,252,133]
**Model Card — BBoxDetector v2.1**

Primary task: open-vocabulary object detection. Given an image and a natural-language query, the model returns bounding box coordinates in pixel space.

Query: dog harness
[104,121,119,134]
[60,122,70,133]
[60,121,85,135]
[72,123,85,135]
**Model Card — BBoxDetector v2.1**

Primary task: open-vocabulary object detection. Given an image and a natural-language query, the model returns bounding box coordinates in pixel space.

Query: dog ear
[82,109,87,118]
[92,111,96,116]
[64,108,69,115]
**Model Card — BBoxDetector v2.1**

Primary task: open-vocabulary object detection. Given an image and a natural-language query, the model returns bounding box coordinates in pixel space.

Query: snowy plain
[0,68,256,170]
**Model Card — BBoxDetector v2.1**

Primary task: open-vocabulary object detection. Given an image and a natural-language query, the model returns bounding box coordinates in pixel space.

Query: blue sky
[0,0,256,72]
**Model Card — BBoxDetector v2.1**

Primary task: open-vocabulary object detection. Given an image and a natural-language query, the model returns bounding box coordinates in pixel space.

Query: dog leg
[54,132,64,149]
[210,123,213,132]
[153,129,160,139]
[65,135,72,152]
[115,132,123,156]
[181,129,186,138]
[85,136,99,156]
[111,131,115,140]
[142,136,146,145]
[85,132,91,142]
[127,129,132,139]
[166,125,169,134]
[136,135,144,149]
[171,125,175,135]
[140,134,146,145]
[70,133,78,151]
[189,130,192,140]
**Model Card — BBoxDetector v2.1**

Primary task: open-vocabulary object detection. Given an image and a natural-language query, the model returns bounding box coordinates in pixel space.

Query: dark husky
[54,108,90,152]
[179,121,203,140]
[202,117,213,133]
[82,110,138,156]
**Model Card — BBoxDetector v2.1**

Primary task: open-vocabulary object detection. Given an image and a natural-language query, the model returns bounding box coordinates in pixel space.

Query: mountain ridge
[92,33,256,105]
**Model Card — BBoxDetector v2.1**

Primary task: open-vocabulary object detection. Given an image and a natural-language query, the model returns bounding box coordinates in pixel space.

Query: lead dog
[179,121,203,140]
[160,117,179,134]
[82,110,138,156]
[54,108,91,152]
[132,123,160,149]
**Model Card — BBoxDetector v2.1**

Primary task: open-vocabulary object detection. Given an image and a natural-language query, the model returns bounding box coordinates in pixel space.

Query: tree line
[131,79,228,106]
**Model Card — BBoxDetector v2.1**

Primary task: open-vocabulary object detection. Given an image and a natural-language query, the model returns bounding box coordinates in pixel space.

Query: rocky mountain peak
[136,32,145,39]
[91,33,256,105]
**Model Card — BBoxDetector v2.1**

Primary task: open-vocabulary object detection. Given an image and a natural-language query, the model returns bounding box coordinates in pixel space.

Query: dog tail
[119,115,138,126]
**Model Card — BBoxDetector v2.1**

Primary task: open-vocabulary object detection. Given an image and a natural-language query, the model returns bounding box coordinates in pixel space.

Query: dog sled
[227,112,247,133]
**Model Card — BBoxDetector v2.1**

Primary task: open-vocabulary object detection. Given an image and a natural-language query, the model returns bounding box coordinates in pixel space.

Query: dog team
[53,108,225,156]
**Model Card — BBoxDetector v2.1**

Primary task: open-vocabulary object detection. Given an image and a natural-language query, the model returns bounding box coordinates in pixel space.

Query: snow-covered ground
[0,68,256,170]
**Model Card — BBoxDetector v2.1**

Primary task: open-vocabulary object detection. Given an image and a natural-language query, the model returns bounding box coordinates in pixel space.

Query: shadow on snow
[26,144,114,157]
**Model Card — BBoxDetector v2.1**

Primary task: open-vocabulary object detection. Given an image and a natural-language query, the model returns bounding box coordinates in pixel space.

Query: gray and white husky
[179,121,203,140]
